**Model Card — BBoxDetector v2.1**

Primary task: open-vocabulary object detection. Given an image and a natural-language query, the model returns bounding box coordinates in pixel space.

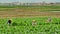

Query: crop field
[0,5,60,34]
[0,5,60,12]
[0,5,60,17]
[0,17,60,34]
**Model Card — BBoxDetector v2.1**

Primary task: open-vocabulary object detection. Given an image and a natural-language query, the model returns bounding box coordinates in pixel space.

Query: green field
[0,5,60,34]
[0,5,60,12]
[0,17,60,34]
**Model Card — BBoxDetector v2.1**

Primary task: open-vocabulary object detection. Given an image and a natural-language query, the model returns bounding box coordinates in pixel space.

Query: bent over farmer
[7,19,12,25]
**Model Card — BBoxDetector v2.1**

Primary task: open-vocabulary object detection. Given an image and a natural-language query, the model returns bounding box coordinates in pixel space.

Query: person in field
[47,17,52,22]
[32,20,37,26]
[7,19,12,25]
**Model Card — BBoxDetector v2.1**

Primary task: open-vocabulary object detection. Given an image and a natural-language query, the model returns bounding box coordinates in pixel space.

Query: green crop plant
[0,17,60,34]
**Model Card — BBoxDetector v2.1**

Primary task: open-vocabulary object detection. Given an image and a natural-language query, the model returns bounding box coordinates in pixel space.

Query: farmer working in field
[7,19,12,25]
[32,20,37,26]
[47,17,52,22]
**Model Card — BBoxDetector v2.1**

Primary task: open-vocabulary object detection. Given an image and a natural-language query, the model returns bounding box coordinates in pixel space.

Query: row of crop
[0,17,60,26]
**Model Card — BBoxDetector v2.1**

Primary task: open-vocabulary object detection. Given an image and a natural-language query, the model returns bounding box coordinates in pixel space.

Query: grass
[0,17,60,34]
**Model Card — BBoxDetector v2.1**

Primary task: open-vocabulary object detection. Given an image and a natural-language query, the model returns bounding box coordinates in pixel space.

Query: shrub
[12,22,17,26]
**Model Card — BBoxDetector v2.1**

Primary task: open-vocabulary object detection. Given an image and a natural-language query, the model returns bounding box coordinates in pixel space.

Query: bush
[12,22,18,26]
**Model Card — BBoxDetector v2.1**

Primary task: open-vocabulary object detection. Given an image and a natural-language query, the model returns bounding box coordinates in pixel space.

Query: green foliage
[0,5,60,11]
[0,17,60,34]
[12,22,17,26]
